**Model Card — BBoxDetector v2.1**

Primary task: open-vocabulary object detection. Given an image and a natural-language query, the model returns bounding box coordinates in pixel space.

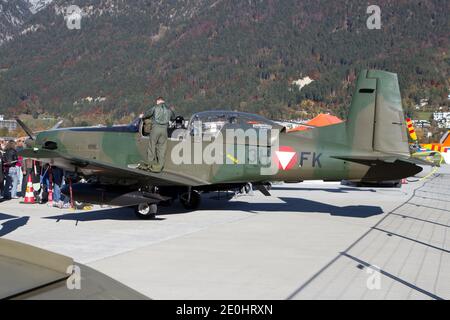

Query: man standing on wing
[140,97,175,173]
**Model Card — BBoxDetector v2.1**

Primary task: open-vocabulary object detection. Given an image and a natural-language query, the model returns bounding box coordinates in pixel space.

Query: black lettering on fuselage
[299,152,311,167]
[299,152,323,168]
[312,153,322,168]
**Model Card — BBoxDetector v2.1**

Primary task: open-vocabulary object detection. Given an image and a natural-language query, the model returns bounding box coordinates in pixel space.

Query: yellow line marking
[226,154,239,164]
[413,151,445,181]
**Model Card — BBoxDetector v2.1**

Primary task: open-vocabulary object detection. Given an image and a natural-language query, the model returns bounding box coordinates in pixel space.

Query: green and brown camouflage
[18,70,423,217]
[0,238,149,300]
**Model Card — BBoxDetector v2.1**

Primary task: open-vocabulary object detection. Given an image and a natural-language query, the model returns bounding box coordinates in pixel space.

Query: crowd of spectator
[0,138,70,208]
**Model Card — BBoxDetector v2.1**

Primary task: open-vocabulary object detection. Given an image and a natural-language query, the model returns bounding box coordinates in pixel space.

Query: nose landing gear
[180,190,201,210]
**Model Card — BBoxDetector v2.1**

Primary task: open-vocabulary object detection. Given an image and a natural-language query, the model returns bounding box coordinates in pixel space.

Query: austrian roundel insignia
[274,146,298,170]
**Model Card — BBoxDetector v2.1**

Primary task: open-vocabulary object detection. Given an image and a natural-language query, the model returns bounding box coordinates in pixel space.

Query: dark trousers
[147,124,169,170]
[0,176,4,198]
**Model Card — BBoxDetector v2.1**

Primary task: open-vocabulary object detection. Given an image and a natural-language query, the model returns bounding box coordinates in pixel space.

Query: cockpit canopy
[187,111,285,138]
[130,110,285,139]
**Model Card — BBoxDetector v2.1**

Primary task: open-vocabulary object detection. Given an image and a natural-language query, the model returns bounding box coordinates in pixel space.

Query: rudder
[346,69,409,156]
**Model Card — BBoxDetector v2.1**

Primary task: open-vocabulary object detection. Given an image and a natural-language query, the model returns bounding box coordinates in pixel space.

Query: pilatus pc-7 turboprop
[18,70,424,219]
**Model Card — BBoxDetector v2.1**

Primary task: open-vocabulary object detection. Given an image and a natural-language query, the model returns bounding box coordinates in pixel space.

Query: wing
[0,238,73,299]
[19,148,208,187]
[0,239,148,300]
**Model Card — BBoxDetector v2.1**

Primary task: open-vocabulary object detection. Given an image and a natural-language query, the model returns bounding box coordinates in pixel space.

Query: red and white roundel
[274,146,298,170]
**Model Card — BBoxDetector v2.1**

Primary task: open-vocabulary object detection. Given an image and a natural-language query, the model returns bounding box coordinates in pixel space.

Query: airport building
[433,112,450,129]
[0,115,17,132]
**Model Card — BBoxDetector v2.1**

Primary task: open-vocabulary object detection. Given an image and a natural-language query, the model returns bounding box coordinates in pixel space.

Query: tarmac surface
[1,165,449,300]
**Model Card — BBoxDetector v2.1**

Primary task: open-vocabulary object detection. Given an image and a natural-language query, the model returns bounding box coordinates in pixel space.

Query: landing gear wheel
[135,203,157,220]
[180,190,201,210]
[241,182,252,194]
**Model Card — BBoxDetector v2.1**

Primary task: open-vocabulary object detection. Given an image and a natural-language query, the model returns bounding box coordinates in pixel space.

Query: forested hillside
[0,0,31,44]
[0,0,448,124]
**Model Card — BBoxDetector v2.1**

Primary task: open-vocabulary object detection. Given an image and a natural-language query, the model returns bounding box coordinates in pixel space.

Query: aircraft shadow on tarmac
[44,207,166,223]
[0,213,30,237]
[201,197,384,218]
[0,213,18,221]
[43,196,384,222]
[271,187,378,193]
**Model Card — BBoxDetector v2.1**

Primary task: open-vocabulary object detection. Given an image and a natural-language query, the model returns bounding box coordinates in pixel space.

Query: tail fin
[346,70,409,156]
[440,131,450,146]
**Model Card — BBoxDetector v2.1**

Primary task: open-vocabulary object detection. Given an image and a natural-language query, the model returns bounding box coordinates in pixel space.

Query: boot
[150,164,163,173]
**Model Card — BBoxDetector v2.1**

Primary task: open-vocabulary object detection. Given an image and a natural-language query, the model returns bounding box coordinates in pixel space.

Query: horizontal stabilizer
[331,155,433,167]
[331,155,424,181]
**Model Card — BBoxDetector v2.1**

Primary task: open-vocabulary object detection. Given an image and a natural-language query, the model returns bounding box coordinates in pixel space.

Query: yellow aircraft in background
[407,118,449,165]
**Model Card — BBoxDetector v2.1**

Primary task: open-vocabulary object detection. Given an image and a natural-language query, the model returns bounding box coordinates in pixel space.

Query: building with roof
[288,113,343,132]
[0,115,17,132]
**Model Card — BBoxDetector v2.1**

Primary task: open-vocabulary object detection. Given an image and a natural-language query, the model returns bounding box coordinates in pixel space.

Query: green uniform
[143,103,175,172]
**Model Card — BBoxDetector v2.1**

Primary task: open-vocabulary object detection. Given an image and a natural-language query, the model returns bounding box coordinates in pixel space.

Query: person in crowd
[41,164,69,208]
[50,166,64,205]
[15,141,24,196]
[39,163,50,203]
[0,148,4,200]
[3,140,19,199]
[0,140,5,199]
[22,158,41,199]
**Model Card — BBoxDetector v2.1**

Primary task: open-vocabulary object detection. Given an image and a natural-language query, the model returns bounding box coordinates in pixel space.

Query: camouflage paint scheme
[19,70,422,208]
[0,238,148,299]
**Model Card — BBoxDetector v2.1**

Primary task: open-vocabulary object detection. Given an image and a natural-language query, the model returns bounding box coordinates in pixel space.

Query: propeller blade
[15,117,35,140]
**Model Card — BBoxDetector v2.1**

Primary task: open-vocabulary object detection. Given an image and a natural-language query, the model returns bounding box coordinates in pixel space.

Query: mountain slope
[0,0,31,44]
[0,0,448,122]
[27,0,54,14]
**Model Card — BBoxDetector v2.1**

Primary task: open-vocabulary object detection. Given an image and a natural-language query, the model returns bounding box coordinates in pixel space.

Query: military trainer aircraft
[18,70,424,219]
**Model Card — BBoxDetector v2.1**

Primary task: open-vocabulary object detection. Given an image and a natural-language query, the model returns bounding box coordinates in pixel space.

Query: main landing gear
[134,190,201,219]
[134,203,158,220]
[134,187,203,219]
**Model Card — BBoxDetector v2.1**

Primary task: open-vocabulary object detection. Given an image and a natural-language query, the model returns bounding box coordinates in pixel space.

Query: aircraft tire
[135,203,157,220]
[180,190,201,210]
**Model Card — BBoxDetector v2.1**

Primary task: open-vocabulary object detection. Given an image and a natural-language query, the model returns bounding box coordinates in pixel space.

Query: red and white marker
[275,146,298,170]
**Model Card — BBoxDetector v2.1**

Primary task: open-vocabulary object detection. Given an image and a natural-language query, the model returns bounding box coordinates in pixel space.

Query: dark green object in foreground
[0,239,149,300]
